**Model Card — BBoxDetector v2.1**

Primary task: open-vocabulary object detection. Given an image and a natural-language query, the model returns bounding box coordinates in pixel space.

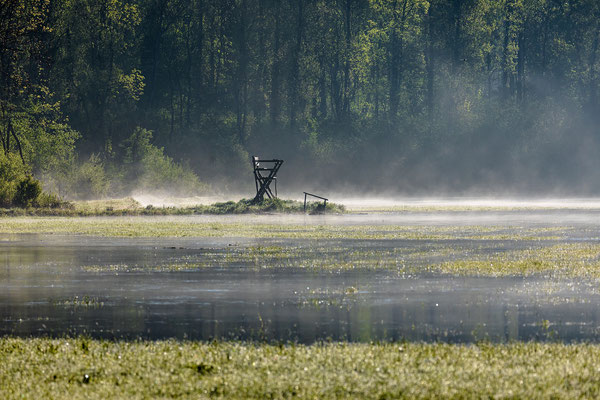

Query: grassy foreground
[2,338,600,399]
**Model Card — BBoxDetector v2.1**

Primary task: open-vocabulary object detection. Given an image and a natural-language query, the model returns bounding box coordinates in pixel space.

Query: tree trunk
[388,0,407,120]
[425,3,435,116]
[516,32,524,103]
[343,0,352,115]
[270,0,281,126]
[452,0,462,72]
[288,0,304,129]
[235,0,249,145]
[588,26,599,118]
[501,11,510,100]
[194,0,204,125]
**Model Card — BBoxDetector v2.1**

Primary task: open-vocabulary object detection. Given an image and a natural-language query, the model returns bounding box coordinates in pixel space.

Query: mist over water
[336,197,600,209]
[131,192,600,211]
[3,231,600,343]
[131,193,245,208]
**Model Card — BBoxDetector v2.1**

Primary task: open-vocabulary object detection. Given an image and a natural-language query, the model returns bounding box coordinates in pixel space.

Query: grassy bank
[1,338,600,399]
[0,198,345,216]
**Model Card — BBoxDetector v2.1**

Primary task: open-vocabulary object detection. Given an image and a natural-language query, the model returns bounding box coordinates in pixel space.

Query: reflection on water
[2,234,600,343]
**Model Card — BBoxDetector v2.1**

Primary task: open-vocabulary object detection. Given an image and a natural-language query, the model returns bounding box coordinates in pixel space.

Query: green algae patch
[2,338,600,399]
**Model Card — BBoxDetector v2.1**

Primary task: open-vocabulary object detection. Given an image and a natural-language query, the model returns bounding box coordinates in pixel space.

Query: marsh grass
[68,240,600,279]
[53,296,105,308]
[2,217,598,276]
[2,338,600,399]
[431,243,600,278]
[0,217,568,240]
[71,241,600,279]
[0,198,345,216]
[73,198,142,213]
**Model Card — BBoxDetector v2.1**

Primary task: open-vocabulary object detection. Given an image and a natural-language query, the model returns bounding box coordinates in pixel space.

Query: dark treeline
[2,0,600,198]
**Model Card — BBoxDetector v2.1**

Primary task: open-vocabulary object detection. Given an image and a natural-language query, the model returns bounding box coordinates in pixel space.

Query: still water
[2,231,600,343]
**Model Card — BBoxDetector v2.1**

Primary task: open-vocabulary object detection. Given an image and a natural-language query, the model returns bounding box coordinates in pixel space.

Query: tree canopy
[2,0,600,196]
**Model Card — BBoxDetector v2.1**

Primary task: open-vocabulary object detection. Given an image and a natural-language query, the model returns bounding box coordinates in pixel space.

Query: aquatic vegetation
[54,295,104,308]
[431,243,600,278]
[2,338,600,399]
[1,216,599,277]
[74,240,600,278]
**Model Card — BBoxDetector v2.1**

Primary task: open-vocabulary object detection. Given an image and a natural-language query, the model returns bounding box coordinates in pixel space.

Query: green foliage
[120,127,207,195]
[3,0,600,194]
[0,155,65,208]
[67,154,110,200]
[10,94,81,175]
[199,198,345,215]
[43,127,209,200]
[117,69,146,103]
[0,154,29,207]
[35,192,65,208]
[14,176,42,207]
[50,0,142,148]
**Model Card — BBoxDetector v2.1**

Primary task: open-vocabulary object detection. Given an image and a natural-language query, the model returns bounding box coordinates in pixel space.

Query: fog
[132,190,600,214]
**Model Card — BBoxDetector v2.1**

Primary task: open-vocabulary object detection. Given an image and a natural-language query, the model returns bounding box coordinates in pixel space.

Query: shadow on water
[2,231,600,343]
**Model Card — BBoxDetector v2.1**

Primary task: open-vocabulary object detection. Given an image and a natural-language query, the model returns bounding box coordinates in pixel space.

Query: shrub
[0,154,29,207]
[14,175,42,207]
[35,191,65,208]
[121,127,207,195]
[0,180,16,207]
[68,154,109,199]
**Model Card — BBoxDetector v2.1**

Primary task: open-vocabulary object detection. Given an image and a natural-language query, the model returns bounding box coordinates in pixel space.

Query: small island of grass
[0,197,345,217]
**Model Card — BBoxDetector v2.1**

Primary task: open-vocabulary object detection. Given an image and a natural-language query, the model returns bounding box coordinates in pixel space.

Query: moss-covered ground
[2,338,600,399]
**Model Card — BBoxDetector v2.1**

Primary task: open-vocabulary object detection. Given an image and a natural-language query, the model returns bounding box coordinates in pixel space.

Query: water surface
[2,224,600,343]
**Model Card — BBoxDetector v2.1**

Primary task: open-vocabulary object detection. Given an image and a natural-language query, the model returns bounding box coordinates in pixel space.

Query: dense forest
[1,0,600,201]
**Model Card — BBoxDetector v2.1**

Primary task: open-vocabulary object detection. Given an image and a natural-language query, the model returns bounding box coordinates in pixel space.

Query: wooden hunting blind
[251,156,283,203]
